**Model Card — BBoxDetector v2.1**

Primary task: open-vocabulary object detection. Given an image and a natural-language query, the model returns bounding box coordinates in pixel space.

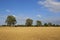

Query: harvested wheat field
[0,27,60,40]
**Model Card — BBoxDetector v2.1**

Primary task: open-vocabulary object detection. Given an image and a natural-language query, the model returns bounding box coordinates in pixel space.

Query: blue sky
[0,0,60,25]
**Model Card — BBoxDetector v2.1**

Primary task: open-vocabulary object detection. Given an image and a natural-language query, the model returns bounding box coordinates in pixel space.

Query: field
[0,27,60,40]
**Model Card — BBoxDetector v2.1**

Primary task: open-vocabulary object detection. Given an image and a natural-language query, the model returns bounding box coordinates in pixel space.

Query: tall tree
[48,22,52,26]
[52,24,55,26]
[44,23,48,26]
[25,18,33,26]
[36,20,42,26]
[5,15,17,26]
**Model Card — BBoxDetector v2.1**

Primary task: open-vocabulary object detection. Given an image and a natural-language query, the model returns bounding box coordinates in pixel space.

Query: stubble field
[0,27,60,40]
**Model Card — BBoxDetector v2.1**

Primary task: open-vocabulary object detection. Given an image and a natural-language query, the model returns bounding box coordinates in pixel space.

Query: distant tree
[36,20,42,26]
[5,15,17,26]
[25,18,33,26]
[52,24,56,26]
[55,24,60,27]
[48,22,52,26]
[44,23,48,26]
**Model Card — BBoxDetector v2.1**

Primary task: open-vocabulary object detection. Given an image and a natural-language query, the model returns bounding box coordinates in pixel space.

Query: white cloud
[5,9,17,16]
[12,15,16,17]
[37,15,41,18]
[15,16,31,25]
[6,9,11,12]
[38,0,60,12]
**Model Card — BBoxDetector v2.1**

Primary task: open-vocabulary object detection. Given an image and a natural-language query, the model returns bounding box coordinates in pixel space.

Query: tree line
[2,15,60,27]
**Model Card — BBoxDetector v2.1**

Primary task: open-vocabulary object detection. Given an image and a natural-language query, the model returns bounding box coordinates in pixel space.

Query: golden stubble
[0,27,60,40]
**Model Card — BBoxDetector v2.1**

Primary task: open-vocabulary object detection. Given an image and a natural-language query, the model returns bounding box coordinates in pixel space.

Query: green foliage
[44,22,52,26]
[5,15,17,26]
[44,23,48,26]
[48,22,52,26]
[25,18,33,26]
[52,24,56,26]
[36,20,42,26]
[2,15,60,27]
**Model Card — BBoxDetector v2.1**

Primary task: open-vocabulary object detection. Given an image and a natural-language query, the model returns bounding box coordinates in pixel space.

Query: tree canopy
[25,18,33,26]
[5,15,17,26]
[36,20,42,26]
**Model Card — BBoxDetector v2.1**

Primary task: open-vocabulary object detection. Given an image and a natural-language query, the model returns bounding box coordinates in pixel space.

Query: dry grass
[0,27,60,40]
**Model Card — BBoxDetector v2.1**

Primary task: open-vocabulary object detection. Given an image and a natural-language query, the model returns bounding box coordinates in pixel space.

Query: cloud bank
[38,0,60,12]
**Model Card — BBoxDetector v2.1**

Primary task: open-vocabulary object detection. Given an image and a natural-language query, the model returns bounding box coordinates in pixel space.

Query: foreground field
[0,27,60,40]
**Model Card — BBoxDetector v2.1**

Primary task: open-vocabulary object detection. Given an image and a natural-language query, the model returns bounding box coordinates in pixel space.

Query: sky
[0,0,60,25]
